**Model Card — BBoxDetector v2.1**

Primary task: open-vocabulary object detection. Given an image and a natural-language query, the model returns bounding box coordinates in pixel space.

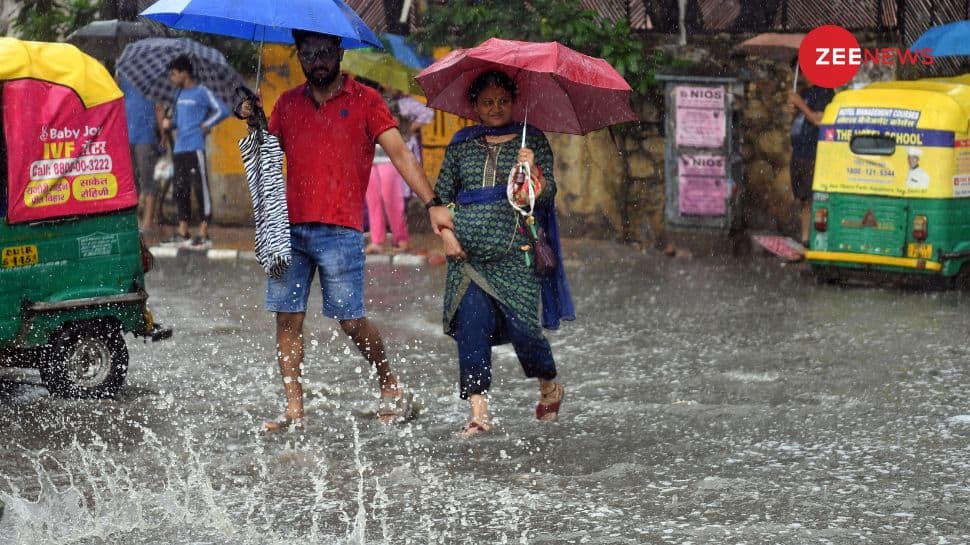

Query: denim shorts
[266,223,366,319]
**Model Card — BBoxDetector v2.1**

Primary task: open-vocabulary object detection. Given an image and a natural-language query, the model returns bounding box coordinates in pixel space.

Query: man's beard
[303,63,340,87]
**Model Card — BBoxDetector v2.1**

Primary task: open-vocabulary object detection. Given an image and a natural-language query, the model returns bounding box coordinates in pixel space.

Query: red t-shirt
[268,77,397,230]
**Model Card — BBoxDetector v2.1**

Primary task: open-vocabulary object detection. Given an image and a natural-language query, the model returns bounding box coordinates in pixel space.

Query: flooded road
[3,241,970,544]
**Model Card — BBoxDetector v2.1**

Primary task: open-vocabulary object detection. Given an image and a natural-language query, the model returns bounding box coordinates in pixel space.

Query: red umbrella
[415,38,638,135]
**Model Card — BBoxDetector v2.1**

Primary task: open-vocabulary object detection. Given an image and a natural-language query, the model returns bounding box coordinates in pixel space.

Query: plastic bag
[153,155,173,183]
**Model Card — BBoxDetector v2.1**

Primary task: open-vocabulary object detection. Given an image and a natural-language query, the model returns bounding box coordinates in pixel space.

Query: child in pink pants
[365,149,409,253]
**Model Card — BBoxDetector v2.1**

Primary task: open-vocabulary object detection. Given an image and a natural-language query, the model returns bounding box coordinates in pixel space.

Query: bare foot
[365,243,384,254]
[264,408,304,432]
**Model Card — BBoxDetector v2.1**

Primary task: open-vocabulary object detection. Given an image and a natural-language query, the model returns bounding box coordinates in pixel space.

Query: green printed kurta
[434,132,557,337]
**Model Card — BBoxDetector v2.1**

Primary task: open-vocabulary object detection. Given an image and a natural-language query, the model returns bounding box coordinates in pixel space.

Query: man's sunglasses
[297,47,341,63]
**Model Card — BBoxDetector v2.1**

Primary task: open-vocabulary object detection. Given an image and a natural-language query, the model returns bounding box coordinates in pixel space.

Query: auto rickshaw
[0,38,170,397]
[807,75,970,284]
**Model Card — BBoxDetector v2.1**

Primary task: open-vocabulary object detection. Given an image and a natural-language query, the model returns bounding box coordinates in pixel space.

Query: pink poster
[678,154,727,216]
[4,79,136,224]
[675,85,726,148]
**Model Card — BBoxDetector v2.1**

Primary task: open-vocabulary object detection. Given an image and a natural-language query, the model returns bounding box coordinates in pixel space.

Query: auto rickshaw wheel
[811,265,839,285]
[41,320,129,398]
[951,262,970,291]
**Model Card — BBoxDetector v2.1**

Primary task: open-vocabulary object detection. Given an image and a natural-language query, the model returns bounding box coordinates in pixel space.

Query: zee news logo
[799,25,936,88]
[813,47,933,67]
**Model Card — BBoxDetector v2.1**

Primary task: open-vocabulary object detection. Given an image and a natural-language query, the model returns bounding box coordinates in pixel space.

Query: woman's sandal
[264,414,305,432]
[460,418,492,438]
[536,382,565,422]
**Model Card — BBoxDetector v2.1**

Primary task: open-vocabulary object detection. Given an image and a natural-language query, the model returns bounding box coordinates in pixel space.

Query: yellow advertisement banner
[73,173,119,201]
[814,141,956,198]
[23,178,71,207]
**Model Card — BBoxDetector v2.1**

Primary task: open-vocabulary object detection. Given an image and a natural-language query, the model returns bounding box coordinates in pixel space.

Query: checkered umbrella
[116,37,244,107]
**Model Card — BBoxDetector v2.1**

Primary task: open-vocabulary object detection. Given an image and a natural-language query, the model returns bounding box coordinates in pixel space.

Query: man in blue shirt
[160,55,230,249]
[119,75,161,232]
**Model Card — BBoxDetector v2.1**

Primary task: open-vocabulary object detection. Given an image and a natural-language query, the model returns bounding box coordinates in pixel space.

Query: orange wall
[208,101,250,176]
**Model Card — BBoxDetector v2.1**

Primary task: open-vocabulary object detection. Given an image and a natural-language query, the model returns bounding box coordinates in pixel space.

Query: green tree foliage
[414,0,665,96]
[13,0,100,42]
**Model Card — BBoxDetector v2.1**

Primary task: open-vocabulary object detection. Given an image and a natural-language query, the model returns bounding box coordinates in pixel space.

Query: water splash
[345,416,368,544]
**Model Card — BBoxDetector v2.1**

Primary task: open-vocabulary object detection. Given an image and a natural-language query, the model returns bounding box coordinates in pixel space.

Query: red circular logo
[798,25,861,88]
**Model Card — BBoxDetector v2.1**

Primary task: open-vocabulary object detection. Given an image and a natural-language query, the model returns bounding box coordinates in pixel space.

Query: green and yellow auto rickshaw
[0,38,170,397]
[807,75,970,284]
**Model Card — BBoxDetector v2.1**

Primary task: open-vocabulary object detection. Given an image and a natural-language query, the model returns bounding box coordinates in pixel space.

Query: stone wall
[547,97,667,243]
[738,61,799,235]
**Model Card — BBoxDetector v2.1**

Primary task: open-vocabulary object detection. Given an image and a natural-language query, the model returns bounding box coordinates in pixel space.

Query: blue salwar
[454,282,557,399]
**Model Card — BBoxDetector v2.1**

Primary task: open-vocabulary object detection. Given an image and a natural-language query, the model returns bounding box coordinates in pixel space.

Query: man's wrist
[424,195,444,210]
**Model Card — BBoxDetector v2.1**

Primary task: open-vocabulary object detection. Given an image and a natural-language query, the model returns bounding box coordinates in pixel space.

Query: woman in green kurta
[435,71,568,437]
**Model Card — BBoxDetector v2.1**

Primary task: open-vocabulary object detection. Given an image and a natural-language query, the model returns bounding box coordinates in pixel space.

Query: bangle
[424,195,444,210]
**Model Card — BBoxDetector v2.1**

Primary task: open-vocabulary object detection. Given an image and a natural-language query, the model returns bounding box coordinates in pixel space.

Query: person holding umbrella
[240,29,452,431]
[160,54,230,249]
[434,70,568,438]
[788,60,834,253]
[416,38,637,437]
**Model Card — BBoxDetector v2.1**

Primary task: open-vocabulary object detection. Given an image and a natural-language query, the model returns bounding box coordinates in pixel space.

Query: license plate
[906,243,933,259]
[2,245,39,268]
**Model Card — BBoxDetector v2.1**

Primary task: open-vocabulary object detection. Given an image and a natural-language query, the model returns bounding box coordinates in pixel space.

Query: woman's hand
[517,146,536,172]
[441,229,467,261]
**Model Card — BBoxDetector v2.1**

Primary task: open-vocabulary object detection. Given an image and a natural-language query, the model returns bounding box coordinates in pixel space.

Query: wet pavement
[2,239,970,544]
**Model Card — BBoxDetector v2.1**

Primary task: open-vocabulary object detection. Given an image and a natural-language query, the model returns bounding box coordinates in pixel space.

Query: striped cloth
[238,129,290,278]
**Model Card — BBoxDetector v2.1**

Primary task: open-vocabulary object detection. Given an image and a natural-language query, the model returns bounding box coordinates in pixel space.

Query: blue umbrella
[140,0,382,49]
[911,20,970,57]
[383,33,432,69]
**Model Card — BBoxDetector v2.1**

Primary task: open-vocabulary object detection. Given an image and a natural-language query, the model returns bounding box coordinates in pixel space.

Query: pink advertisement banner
[678,154,727,216]
[674,85,726,149]
[4,79,136,224]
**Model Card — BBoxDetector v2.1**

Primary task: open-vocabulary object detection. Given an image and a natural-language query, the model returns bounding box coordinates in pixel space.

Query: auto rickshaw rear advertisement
[812,88,970,199]
[3,78,136,223]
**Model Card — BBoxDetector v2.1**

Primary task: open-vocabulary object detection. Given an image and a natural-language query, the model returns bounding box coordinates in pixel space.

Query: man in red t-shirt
[243,30,452,431]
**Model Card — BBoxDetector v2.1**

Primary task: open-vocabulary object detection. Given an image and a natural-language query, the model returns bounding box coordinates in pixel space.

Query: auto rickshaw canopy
[0,37,122,108]
[825,77,970,133]
[1,37,136,224]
